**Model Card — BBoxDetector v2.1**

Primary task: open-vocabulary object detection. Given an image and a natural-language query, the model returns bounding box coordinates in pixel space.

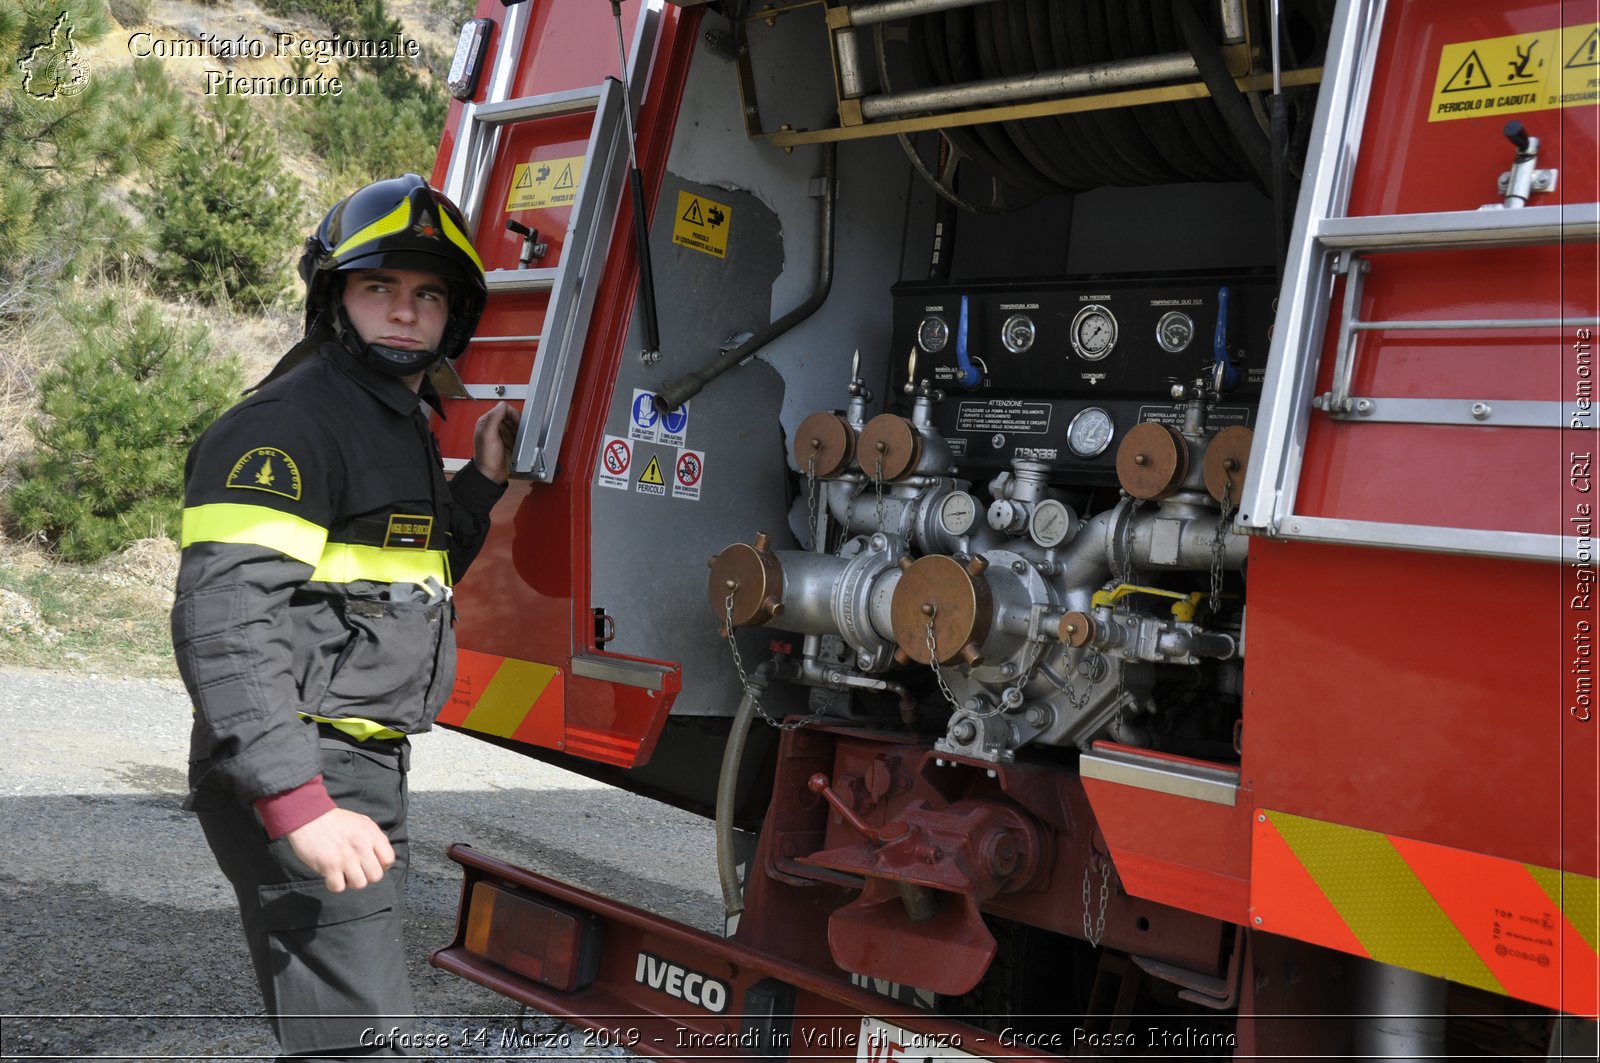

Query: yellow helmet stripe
[330,199,414,261]
[181,503,327,566]
[310,542,451,586]
[437,205,484,274]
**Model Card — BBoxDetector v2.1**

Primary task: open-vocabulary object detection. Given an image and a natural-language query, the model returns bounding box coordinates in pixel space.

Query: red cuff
[253,776,336,839]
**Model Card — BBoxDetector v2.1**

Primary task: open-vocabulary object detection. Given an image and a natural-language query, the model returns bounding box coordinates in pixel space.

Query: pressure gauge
[1029,498,1076,549]
[1066,406,1115,459]
[1070,304,1118,361]
[1001,314,1037,354]
[1156,310,1195,353]
[917,315,949,353]
[937,491,978,536]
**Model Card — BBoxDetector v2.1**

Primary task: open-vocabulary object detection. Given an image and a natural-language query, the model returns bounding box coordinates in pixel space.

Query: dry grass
[0,535,181,678]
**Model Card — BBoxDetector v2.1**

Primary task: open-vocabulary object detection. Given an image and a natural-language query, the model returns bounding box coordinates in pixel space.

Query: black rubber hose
[1173,0,1275,189]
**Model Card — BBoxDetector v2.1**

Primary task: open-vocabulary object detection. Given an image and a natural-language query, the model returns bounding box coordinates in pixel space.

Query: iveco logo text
[634,952,729,1013]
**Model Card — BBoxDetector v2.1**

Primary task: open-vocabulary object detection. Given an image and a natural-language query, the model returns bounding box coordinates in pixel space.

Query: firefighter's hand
[473,401,519,485]
[284,808,396,893]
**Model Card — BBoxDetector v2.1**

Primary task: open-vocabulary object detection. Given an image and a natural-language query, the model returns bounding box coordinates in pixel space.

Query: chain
[1082,861,1110,947]
[805,455,819,550]
[1209,474,1235,616]
[1115,497,1140,585]
[925,616,963,712]
[874,456,887,532]
[725,591,819,731]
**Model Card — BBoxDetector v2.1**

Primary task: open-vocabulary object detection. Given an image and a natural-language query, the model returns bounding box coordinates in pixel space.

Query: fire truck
[421,0,1598,1055]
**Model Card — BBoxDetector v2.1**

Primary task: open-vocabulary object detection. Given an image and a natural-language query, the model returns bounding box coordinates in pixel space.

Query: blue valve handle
[955,294,981,388]
[1212,286,1240,392]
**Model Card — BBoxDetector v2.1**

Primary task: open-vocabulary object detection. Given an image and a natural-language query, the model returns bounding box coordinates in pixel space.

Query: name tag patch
[383,513,434,549]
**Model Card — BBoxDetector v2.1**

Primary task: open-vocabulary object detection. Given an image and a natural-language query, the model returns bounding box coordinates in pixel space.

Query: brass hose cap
[858,413,922,483]
[1116,421,1190,500]
[890,554,994,666]
[706,532,784,635]
[793,411,857,480]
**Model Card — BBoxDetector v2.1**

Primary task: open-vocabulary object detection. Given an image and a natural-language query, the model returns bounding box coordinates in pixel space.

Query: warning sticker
[671,190,732,259]
[636,453,666,496]
[597,435,631,491]
[629,389,660,443]
[506,155,585,211]
[1429,23,1600,121]
[672,448,705,501]
[955,400,1052,435]
[658,401,690,448]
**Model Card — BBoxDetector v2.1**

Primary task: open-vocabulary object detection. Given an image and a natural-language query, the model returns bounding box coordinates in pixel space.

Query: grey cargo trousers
[195,733,415,1060]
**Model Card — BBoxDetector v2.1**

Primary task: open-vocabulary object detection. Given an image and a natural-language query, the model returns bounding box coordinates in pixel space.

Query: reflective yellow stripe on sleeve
[310,542,451,586]
[299,713,406,741]
[181,503,328,566]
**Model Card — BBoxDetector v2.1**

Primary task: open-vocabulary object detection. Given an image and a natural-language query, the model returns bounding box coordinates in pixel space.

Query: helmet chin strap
[332,304,443,378]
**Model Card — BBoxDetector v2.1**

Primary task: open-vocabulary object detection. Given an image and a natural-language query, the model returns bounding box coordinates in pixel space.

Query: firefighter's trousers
[196,733,416,1060]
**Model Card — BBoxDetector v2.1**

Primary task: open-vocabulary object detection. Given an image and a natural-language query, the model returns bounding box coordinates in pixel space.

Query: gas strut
[610,0,662,363]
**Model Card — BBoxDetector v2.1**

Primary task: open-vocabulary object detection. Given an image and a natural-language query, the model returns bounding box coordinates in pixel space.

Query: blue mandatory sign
[660,405,689,435]
[631,392,660,430]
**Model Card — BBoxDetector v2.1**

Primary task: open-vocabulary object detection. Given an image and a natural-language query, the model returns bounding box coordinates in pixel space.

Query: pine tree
[0,1,184,314]
[298,0,444,188]
[5,296,243,562]
[139,93,305,308]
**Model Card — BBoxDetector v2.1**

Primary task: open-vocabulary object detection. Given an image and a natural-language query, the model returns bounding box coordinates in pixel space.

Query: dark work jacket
[172,339,505,803]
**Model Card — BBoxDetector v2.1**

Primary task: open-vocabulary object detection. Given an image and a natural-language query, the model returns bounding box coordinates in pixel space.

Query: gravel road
[0,667,725,1061]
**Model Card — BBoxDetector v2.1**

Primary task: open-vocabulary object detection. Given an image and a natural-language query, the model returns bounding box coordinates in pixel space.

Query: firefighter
[171,174,515,1059]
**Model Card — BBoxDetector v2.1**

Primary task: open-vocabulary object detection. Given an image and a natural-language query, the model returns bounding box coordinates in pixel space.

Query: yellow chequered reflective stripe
[1267,811,1504,995]
[300,713,406,741]
[331,199,412,260]
[181,503,328,566]
[1527,864,1600,953]
[437,204,484,274]
[459,657,559,738]
[310,542,450,586]
[1255,810,1600,1013]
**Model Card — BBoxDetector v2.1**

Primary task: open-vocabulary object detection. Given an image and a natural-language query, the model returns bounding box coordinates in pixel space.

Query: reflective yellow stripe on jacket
[181,504,449,586]
[299,713,406,741]
[310,542,449,587]
[181,503,327,566]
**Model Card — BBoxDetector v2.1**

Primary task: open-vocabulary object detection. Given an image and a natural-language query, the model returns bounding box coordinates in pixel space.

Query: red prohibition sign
[603,439,631,474]
[676,451,703,486]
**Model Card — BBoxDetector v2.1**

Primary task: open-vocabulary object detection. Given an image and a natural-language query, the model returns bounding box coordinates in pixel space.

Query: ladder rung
[1315,202,1599,252]
[484,267,558,293]
[474,84,606,127]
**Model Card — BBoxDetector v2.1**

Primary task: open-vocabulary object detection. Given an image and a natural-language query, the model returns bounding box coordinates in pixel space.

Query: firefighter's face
[342,268,449,354]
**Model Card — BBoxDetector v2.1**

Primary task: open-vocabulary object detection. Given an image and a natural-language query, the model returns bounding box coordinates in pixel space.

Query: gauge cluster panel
[889,272,1275,484]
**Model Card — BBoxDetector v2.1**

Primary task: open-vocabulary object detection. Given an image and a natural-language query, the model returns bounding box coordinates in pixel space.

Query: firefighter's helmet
[300,174,486,376]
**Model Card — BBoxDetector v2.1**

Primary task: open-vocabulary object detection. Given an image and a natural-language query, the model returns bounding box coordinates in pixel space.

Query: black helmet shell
[300,174,486,366]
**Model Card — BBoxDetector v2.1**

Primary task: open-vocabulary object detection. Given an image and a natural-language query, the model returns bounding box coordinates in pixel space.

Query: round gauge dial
[1156,311,1195,353]
[917,315,949,354]
[1029,498,1076,549]
[1066,406,1116,459]
[1001,314,1037,354]
[938,491,978,536]
[1070,304,1118,361]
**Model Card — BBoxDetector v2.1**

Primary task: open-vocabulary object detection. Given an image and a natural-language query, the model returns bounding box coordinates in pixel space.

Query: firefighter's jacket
[173,339,505,804]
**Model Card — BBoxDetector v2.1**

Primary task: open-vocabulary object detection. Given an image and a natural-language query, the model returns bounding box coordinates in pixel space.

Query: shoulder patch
[226,447,303,501]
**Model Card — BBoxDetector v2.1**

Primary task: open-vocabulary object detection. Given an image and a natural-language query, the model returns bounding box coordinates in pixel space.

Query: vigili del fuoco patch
[225,448,303,501]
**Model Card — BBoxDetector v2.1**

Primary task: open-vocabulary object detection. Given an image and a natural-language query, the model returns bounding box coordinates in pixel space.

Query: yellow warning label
[671,190,732,259]
[638,454,665,486]
[1430,23,1600,121]
[506,155,585,211]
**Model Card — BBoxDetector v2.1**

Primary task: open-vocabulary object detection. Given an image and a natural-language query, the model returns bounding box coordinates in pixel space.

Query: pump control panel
[890,272,1275,483]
